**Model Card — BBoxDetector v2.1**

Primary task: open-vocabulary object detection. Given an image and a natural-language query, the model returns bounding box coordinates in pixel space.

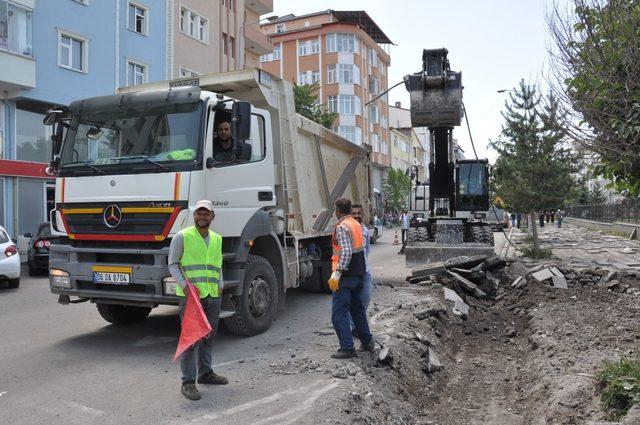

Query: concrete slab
[551,275,568,289]
[444,288,469,316]
[531,268,554,282]
[447,270,487,298]
[406,243,494,267]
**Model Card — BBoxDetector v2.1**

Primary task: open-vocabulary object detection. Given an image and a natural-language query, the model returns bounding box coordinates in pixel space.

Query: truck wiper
[115,155,169,170]
[62,160,105,174]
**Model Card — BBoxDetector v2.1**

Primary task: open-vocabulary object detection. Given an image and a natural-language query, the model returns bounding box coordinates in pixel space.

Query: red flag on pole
[173,281,212,362]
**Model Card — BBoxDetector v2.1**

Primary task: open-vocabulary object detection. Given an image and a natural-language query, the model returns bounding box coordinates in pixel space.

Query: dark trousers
[401,229,408,245]
[332,275,373,351]
[178,295,222,383]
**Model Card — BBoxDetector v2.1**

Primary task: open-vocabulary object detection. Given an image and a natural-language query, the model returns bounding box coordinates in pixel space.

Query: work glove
[328,270,342,292]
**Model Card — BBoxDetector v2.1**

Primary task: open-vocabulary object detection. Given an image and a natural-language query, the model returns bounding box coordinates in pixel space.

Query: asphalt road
[0,230,411,425]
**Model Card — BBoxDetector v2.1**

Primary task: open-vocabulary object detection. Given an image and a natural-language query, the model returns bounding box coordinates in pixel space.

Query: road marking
[0,391,7,397]
[66,401,105,416]
[190,379,337,423]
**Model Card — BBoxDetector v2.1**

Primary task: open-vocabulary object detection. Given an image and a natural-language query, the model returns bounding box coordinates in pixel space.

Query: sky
[269,0,559,161]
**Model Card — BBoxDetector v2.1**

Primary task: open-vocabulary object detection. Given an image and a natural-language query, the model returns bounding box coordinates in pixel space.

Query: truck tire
[8,278,19,289]
[483,226,495,245]
[407,228,418,244]
[96,304,151,325]
[300,262,331,294]
[471,226,484,243]
[224,255,278,336]
[417,227,429,242]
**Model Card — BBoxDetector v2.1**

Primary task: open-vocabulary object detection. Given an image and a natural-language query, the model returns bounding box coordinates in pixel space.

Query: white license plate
[93,272,131,285]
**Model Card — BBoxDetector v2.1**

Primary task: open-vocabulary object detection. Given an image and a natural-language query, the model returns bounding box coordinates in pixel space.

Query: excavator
[402,48,494,265]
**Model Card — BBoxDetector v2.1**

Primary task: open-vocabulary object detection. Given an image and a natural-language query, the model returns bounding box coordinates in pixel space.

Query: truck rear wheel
[224,255,278,336]
[96,304,151,325]
[482,226,495,245]
[300,262,331,294]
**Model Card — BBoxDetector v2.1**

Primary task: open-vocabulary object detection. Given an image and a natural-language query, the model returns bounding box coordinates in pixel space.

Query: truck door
[205,106,275,237]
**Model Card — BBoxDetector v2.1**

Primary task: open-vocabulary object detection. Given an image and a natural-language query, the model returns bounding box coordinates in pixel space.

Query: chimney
[395,101,401,108]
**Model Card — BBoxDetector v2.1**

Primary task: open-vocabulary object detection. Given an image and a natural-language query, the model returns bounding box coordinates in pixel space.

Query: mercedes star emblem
[103,205,122,228]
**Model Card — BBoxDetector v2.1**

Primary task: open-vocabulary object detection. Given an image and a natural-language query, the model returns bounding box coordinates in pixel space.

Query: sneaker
[359,340,376,352]
[331,349,358,359]
[181,382,201,401]
[197,371,229,385]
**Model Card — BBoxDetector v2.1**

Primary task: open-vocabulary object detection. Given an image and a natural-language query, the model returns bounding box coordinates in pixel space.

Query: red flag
[173,281,212,362]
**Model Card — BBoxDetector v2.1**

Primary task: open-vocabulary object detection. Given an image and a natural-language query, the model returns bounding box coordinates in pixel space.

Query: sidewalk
[505,222,640,270]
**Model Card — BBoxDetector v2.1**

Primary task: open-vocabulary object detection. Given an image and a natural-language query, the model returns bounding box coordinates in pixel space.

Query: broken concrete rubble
[447,270,488,298]
[551,275,568,289]
[444,287,470,316]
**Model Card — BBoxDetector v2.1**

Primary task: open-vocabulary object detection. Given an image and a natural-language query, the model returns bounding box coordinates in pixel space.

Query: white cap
[194,200,214,212]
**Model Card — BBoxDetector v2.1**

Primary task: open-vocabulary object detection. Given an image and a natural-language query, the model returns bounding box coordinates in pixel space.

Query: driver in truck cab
[213,120,251,164]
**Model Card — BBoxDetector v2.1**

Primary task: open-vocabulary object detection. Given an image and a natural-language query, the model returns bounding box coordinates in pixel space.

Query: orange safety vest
[331,215,365,272]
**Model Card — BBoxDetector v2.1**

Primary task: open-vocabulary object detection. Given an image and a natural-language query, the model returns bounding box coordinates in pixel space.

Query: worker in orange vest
[328,197,375,359]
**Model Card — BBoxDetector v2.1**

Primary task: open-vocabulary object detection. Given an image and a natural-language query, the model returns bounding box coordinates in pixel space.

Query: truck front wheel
[96,304,151,325]
[224,255,278,336]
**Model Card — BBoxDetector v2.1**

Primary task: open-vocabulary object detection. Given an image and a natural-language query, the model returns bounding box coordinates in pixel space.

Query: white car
[0,225,20,289]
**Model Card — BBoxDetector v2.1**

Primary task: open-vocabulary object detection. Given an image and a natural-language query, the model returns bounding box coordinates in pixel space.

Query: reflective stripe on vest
[331,215,364,272]
[175,226,223,298]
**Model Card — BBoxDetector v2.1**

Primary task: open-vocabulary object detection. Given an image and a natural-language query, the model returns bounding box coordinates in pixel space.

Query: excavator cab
[456,159,490,212]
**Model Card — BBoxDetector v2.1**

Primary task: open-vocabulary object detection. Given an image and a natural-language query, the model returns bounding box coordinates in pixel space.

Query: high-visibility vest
[167,148,196,160]
[175,226,223,298]
[331,215,365,274]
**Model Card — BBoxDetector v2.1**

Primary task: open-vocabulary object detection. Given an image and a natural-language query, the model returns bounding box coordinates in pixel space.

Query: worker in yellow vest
[168,200,227,401]
[328,197,375,359]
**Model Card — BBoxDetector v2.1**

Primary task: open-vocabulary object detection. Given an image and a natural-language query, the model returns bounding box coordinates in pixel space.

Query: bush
[519,245,554,259]
[597,357,640,420]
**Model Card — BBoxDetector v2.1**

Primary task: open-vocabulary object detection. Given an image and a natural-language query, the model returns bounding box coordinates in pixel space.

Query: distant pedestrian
[399,208,410,254]
[557,209,563,228]
[350,204,372,336]
[539,213,545,228]
[169,200,228,401]
[516,213,522,228]
[510,212,516,228]
[328,198,375,359]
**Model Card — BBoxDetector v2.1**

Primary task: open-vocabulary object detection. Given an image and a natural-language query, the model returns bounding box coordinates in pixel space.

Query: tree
[382,168,412,213]
[293,83,338,129]
[491,80,577,255]
[588,183,607,205]
[548,0,640,196]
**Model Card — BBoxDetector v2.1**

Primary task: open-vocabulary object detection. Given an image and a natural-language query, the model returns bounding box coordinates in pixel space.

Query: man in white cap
[168,200,227,401]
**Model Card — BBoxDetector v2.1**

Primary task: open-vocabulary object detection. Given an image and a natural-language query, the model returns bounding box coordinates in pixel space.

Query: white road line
[66,401,105,416]
[0,391,7,397]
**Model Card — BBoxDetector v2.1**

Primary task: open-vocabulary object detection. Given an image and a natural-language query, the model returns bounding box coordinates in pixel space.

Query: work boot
[181,382,201,401]
[197,371,229,385]
[359,339,376,352]
[331,349,358,359]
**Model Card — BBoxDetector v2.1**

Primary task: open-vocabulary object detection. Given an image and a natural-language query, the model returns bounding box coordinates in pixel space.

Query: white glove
[328,270,342,292]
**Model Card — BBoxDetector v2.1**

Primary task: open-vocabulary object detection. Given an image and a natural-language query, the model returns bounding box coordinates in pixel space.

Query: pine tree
[588,183,607,205]
[491,80,576,256]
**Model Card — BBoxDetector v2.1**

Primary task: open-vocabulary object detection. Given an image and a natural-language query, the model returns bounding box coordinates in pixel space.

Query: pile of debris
[407,255,512,300]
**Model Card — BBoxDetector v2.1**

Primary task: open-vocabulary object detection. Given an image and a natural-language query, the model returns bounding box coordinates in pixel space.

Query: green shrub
[519,245,554,259]
[597,357,640,420]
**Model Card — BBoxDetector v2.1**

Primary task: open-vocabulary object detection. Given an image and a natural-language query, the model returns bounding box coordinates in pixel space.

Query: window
[212,112,266,166]
[16,108,52,163]
[380,114,387,129]
[372,134,380,152]
[275,23,285,33]
[326,33,358,53]
[298,39,320,56]
[127,60,147,86]
[298,72,309,85]
[369,105,379,123]
[260,44,280,62]
[311,70,320,84]
[222,33,228,55]
[369,48,378,67]
[380,62,386,76]
[58,31,87,72]
[179,66,199,78]
[0,2,33,56]
[381,139,389,155]
[230,36,235,58]
[327,95,361,115]
[327,64,360,84]
[369,76,378,94]
[127,2,147,35]
[180,7,209,43]
[332,126,361,144]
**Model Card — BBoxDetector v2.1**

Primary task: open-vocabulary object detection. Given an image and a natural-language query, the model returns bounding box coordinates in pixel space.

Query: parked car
[0,225,20,288]
[27,222,57,276]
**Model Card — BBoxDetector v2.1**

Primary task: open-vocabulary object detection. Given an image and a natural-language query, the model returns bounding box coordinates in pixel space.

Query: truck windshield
[457,162,488,211]
[59,102,204,176]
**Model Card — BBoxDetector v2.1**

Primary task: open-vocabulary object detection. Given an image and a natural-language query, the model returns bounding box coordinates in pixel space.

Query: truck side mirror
[231,101,251,142]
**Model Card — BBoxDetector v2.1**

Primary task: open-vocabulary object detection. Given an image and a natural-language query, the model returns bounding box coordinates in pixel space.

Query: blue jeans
[332,275,373,351]
[350,271,372,328]
[178,295,222,383]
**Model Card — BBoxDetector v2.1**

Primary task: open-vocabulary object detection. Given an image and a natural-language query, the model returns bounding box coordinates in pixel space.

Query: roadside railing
[565,198,640,224]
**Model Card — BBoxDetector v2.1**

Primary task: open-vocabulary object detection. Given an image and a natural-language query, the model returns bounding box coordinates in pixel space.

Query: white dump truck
[45,68,372,335]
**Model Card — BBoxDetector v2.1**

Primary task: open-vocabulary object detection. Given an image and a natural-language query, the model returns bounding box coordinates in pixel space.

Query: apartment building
[0,0,273,240]
[260,10,393,192]
[389,102,429,182]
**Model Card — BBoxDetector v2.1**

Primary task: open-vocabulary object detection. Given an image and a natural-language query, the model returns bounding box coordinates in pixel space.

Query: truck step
[219,309,235,319]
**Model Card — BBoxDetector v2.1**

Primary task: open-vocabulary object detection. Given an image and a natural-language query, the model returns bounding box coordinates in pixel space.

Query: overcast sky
[269,0,560,161]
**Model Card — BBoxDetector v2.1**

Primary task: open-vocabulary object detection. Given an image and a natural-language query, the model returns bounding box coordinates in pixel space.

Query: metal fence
[565,198,640,224]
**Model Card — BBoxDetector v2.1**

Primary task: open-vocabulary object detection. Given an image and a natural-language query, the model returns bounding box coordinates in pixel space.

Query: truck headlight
[163,276,178,295]
[50,269,71,289]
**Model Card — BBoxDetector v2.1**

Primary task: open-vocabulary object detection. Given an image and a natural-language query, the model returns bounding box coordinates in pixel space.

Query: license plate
[92,266,132,285]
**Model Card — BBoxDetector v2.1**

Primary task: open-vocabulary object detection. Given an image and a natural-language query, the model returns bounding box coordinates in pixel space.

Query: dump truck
[44,68,372,336]
[403,48,494,266]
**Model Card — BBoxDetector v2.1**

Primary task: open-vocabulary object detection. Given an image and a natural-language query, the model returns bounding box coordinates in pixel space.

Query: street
[0,231,409,425]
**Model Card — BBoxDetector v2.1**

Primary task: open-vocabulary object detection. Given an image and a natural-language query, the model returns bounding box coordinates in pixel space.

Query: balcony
[244,24,271,56]
[0,0,35,90]
[244,0,272,15]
